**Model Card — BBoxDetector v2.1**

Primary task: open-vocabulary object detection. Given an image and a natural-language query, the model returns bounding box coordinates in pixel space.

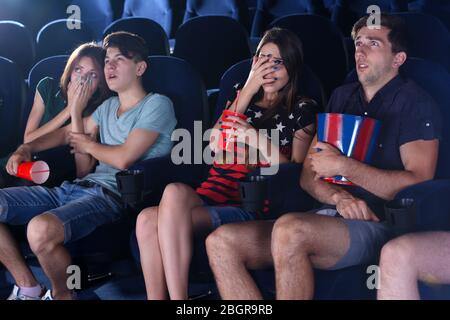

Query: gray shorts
[315,208,393,270]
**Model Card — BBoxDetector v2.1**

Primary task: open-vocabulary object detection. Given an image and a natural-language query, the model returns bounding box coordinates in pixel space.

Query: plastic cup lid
[30,160,50,184]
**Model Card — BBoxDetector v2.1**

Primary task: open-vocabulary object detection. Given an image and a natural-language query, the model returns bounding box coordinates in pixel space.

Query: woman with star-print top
[135,28,321,300]
[195,83,319,208]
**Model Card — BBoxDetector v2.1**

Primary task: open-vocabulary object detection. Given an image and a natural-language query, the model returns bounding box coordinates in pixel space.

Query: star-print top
[196,84,321,212]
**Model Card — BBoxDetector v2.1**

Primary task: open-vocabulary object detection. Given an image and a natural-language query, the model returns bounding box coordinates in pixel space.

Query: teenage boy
[1,31,176,300]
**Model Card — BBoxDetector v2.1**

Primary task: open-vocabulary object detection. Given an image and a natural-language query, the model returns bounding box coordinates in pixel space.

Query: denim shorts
[0,181,124,244]
[314,207,393,270]
[206,206,256,230]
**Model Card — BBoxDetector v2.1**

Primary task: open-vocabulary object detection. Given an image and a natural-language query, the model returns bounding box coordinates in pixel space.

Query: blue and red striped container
[317,113,381,185]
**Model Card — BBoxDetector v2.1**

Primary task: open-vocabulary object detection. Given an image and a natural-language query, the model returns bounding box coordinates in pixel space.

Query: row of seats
[0,0,449,59]
[1,11,449,95]
[0,0,448,41]
[1,7,449,153]
[95,0,450,39]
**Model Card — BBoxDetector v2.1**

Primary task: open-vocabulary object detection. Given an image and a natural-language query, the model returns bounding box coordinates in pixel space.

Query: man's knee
[136,207,158,241]
[27,213,64,254]
[272,213,313,257]
[206,225,241,264]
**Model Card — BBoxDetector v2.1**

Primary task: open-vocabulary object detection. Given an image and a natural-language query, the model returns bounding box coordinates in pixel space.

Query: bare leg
[136,206,168,299]
[27,213,73,300]
[271,213,350,300]
[0,223,39,287]
[378,232,450,300]
[206,220,275,300]
[157,183,212,300]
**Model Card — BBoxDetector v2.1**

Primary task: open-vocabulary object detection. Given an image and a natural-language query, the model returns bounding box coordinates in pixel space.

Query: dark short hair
[351,13,408,54]
[103,31,149,63]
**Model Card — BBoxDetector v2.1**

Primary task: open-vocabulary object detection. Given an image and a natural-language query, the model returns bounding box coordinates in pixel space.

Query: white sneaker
[6,285,45,300]
[41,289,77,300]
[41,289,53,300]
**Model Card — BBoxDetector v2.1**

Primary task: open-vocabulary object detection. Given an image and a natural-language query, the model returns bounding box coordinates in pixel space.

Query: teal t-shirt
[36,77,66,127]
[82,93,177,194]
[36,77,98,124]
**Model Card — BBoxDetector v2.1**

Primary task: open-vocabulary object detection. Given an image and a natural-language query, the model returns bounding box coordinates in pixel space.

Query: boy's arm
[70,113,99,178]
[69,128,160,170]
[69,95,174,171]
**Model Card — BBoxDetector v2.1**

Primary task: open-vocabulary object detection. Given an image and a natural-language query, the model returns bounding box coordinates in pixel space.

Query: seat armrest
[395,179,450,231]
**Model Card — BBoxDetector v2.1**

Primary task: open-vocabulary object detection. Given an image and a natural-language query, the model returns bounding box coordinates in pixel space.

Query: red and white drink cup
[16,160,50,184]
[218,109,248,152]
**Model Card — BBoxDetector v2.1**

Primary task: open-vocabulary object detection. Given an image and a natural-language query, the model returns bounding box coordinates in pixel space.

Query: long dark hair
[253,27,304,123]
[60,42,111,109]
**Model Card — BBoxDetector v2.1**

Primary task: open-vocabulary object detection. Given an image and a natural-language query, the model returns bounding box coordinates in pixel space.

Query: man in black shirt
[206,13,441,299]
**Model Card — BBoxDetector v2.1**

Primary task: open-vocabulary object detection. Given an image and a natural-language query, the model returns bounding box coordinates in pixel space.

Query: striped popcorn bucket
[316,113,381,185]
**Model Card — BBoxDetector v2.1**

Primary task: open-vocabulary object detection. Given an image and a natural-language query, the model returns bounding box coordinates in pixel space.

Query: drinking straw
[234,90,241,112]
